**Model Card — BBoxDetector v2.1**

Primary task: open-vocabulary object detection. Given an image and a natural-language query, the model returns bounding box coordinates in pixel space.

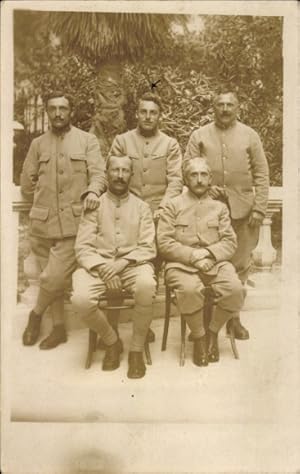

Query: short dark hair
[106,155,133,171]
[213,89,239,105]
[138,92,162,112]
[44,91,74,110]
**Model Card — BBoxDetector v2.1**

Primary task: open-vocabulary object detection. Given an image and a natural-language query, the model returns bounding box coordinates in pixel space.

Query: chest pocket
[150,154,166,166]
[175,218,189,241]
[38,153,50,175]
[203,218,219,244]
[70,154,87,173]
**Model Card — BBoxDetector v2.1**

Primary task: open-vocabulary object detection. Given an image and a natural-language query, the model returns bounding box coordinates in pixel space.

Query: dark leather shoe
[146,328,155,343]
[127,351,146,379]
[193,335,208,366]
[23,310,42,346]
[102,339,122,371]
[226,318,249,340]
[97,337,124,353]
[207,330,219,363]
[39,325,67,350]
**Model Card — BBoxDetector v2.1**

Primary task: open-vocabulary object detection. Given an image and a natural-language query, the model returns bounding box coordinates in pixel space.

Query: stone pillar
[251,187,282,272]
[252,212,278,271]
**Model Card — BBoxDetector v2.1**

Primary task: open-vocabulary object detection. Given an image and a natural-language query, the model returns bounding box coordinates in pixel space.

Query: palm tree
[49,12,189,156]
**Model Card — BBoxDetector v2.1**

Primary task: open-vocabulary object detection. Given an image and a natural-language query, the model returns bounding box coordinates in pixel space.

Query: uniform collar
[135,127,160,139]
[106,189,130,204]
[186,189,211,202]
[214,119,237,131]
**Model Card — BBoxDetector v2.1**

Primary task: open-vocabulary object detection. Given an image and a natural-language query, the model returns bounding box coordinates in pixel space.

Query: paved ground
[11,301,289,424]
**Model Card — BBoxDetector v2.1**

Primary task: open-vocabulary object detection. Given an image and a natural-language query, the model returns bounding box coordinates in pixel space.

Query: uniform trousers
[30,236,77,325]
[231,218,260,285]
[72,263,156,352]
[166,262,244,338]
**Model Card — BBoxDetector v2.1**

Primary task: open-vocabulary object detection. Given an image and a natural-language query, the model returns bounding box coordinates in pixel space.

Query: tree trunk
[90,63,127,159]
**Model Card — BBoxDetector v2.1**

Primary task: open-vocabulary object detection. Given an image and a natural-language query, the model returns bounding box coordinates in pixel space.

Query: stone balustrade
[12,185,282,303]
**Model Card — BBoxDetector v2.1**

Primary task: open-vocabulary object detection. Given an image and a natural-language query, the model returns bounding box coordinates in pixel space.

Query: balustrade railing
[13,185,282,303]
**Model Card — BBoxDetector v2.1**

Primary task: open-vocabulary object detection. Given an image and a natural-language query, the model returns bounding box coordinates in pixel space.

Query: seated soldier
[157,157,244,366]
[71,156,156,379]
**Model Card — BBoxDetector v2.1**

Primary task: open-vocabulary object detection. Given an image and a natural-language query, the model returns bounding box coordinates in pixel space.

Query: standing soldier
[109,91,183,340]
[184,90,269,340]
[21,91,106,350]
[109,92,183,220]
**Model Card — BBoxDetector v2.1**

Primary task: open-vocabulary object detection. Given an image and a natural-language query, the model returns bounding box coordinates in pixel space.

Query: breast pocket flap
[38,154,50,163]
[207,219,219,228]
[70,154,87,161]
[175,219,189,228]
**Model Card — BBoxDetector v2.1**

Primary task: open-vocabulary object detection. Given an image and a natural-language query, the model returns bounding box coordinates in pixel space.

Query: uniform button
[116,216,120,220]
[60,208,64,211]
[224,171,228,175]
[145,141,149,145]
[59,153,64,158]
[143,168,147,172]
[223,184,227,188]
[59,169,64,174]
[144,153,149,158]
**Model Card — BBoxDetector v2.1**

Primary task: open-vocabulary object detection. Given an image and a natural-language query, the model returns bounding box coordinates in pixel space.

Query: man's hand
[194,258,215,272]
[209,185,226,200]
[248,211,264,228]
[83,192,100,211]
[105,275,122,291]
[97,259,129,281]
[191,248,210,263]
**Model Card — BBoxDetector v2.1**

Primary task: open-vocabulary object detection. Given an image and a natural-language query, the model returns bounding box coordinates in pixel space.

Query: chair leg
[161,286,171,351]
[227,323,239,359]
[85,330,98,369]
[180,314,186,366]
[144,341,152,365]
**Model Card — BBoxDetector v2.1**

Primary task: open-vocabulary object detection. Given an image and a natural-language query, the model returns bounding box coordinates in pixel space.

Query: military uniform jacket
[109,128,183,212]
[21,126,106,239]
[75,191,157,271]
[184,121,269,219]
[157,190,237,275]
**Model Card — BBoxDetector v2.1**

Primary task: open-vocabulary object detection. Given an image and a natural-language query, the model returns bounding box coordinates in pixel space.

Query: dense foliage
[14,12,282,187]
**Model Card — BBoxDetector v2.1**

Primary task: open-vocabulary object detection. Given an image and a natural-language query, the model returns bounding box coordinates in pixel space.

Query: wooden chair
[161,286,239,366]
[85,289,152,369]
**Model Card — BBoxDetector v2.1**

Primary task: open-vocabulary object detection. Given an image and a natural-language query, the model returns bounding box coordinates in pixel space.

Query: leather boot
[226,317,249,340]
[23,310,42,346]
[102,339,123,371]
[193,335,208,366]
[127,351,146,379]
[39,324,67,350]
[207,330,219,363]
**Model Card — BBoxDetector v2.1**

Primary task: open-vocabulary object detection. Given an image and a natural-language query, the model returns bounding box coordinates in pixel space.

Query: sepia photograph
[1,1,299,473]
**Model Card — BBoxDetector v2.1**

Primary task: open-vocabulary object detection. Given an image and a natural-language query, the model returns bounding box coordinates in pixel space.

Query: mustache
[113,178,126,183]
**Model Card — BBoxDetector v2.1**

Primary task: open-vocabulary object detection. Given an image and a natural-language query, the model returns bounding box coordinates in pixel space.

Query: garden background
[13,11,283,248]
